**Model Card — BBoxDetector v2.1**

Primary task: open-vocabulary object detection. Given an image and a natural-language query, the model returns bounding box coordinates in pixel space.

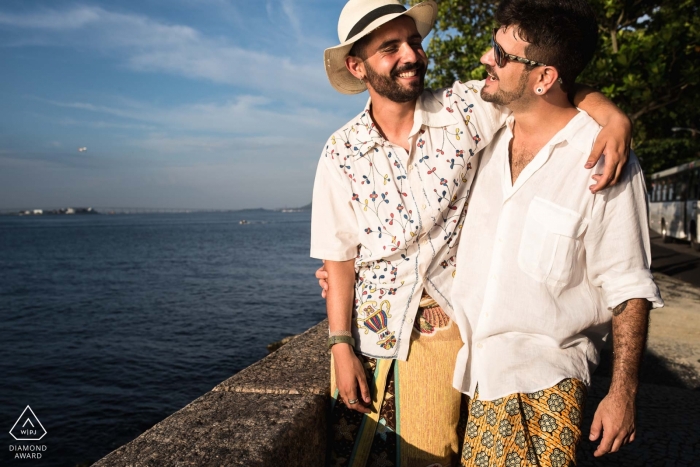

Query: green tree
[410,0,700,172]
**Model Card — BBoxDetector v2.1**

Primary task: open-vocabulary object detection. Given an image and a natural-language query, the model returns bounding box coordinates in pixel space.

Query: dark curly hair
[495,0,598,92]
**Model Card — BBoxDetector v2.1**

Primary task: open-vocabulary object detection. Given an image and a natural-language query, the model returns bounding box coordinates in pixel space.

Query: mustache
[484,65,498,79]
[391,62,425,78]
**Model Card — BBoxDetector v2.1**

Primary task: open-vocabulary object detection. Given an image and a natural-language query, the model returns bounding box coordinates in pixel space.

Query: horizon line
[0,204,311,214]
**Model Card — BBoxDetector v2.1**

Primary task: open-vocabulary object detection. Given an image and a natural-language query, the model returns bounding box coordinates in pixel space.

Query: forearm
[609,298,651,395]
[572,84,631,129]
[589,298,650,455]
[325,259,356,332]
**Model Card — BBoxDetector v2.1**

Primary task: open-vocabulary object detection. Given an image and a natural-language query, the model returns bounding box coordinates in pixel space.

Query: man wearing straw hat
[311,1,632,465]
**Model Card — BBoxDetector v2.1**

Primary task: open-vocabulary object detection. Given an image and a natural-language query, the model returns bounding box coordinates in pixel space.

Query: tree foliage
[410,0,700,172]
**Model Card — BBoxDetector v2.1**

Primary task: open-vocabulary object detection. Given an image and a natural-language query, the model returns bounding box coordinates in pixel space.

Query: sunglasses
[491,27,548,68]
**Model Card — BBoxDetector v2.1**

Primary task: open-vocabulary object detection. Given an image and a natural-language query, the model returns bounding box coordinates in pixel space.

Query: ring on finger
[347,398,358,405]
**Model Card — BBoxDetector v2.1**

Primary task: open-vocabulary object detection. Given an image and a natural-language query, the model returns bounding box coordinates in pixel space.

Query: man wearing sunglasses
[451,0,663,465]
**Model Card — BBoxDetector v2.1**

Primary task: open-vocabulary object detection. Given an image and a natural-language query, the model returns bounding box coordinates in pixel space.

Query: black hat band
[345,4,407,42]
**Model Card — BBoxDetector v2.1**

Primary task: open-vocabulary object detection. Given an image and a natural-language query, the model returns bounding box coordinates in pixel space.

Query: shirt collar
[348,98,386,157]
[504,109,593,154]
[344,99,383,158]
[415,89,459,129]
[352,90,458,156]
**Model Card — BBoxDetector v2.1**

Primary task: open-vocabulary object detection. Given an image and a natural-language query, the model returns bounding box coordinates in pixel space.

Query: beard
[364,60,426,103]
[481,64,532,106]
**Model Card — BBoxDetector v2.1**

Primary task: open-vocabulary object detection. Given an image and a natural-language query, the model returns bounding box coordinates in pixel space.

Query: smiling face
[348,16,428,103]
[480,26,535,108]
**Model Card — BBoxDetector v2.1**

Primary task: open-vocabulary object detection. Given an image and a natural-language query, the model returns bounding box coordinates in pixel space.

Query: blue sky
[0,0,369,209]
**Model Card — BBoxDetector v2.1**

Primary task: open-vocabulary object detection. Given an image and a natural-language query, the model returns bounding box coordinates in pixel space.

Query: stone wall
[93,321,331,467]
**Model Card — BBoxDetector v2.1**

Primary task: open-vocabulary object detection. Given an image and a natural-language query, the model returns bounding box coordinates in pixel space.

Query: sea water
[0,210,324,466]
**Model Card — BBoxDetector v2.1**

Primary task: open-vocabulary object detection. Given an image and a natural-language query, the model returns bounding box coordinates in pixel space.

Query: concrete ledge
[214,322,330,396]
[94,321,331,467]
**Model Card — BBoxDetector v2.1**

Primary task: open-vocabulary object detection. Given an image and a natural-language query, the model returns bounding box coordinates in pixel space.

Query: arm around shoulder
[572,84,632,192]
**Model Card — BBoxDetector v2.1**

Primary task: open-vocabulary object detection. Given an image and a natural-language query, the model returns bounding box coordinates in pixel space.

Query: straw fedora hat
[324,0,437,95]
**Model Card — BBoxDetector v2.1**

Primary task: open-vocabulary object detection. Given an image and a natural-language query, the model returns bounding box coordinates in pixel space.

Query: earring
[536,87,544,94]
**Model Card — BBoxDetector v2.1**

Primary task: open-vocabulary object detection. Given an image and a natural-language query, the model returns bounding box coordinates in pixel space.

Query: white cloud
[0,5,336,106]
[280,0,302,37]
[39,94,350,138]
[133,132,322,162]
[0,3,368,209]
[0,7,101,30]
[53,117,158,131]
[177,0,243,25]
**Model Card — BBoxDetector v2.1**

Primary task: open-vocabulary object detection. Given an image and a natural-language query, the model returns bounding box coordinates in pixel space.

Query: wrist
[331,343,355,358]
[606,111,631,130]
[608,380,639,399]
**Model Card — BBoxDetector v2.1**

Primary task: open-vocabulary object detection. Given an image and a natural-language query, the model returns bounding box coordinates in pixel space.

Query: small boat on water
[239,220,248,225]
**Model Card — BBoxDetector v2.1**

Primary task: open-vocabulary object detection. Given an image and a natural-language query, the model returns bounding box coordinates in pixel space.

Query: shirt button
[421,204,426,209]
[477,343,483,349]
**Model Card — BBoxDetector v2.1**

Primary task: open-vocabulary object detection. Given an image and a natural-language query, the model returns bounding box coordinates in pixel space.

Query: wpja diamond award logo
[8,406,48,460]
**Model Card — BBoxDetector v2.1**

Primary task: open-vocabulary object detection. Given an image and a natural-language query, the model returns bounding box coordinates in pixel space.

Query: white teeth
[399,70,417,78]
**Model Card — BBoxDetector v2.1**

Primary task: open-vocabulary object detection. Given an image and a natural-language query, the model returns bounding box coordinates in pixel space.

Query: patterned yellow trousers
[329,303,465,467]
[461,379,587,467]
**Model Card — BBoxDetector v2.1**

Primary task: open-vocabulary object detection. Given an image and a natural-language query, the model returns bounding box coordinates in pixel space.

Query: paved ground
[578,375,700,466]
[650,231,700,288]
[577,266,700,466]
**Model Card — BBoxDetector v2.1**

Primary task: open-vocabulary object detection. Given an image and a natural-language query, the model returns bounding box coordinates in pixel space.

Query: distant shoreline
[0,203,312,216]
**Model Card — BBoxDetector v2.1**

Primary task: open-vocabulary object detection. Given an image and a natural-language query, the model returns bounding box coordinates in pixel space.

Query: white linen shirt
[311,80,507,361]
[452,110,664,400]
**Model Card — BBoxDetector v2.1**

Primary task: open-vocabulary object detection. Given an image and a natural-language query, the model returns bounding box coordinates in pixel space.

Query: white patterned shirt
[311,80,507,360]
[452,111,664,400]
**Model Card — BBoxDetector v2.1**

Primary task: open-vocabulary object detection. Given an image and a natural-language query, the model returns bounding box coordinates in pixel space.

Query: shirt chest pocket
[517,197,587,287]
